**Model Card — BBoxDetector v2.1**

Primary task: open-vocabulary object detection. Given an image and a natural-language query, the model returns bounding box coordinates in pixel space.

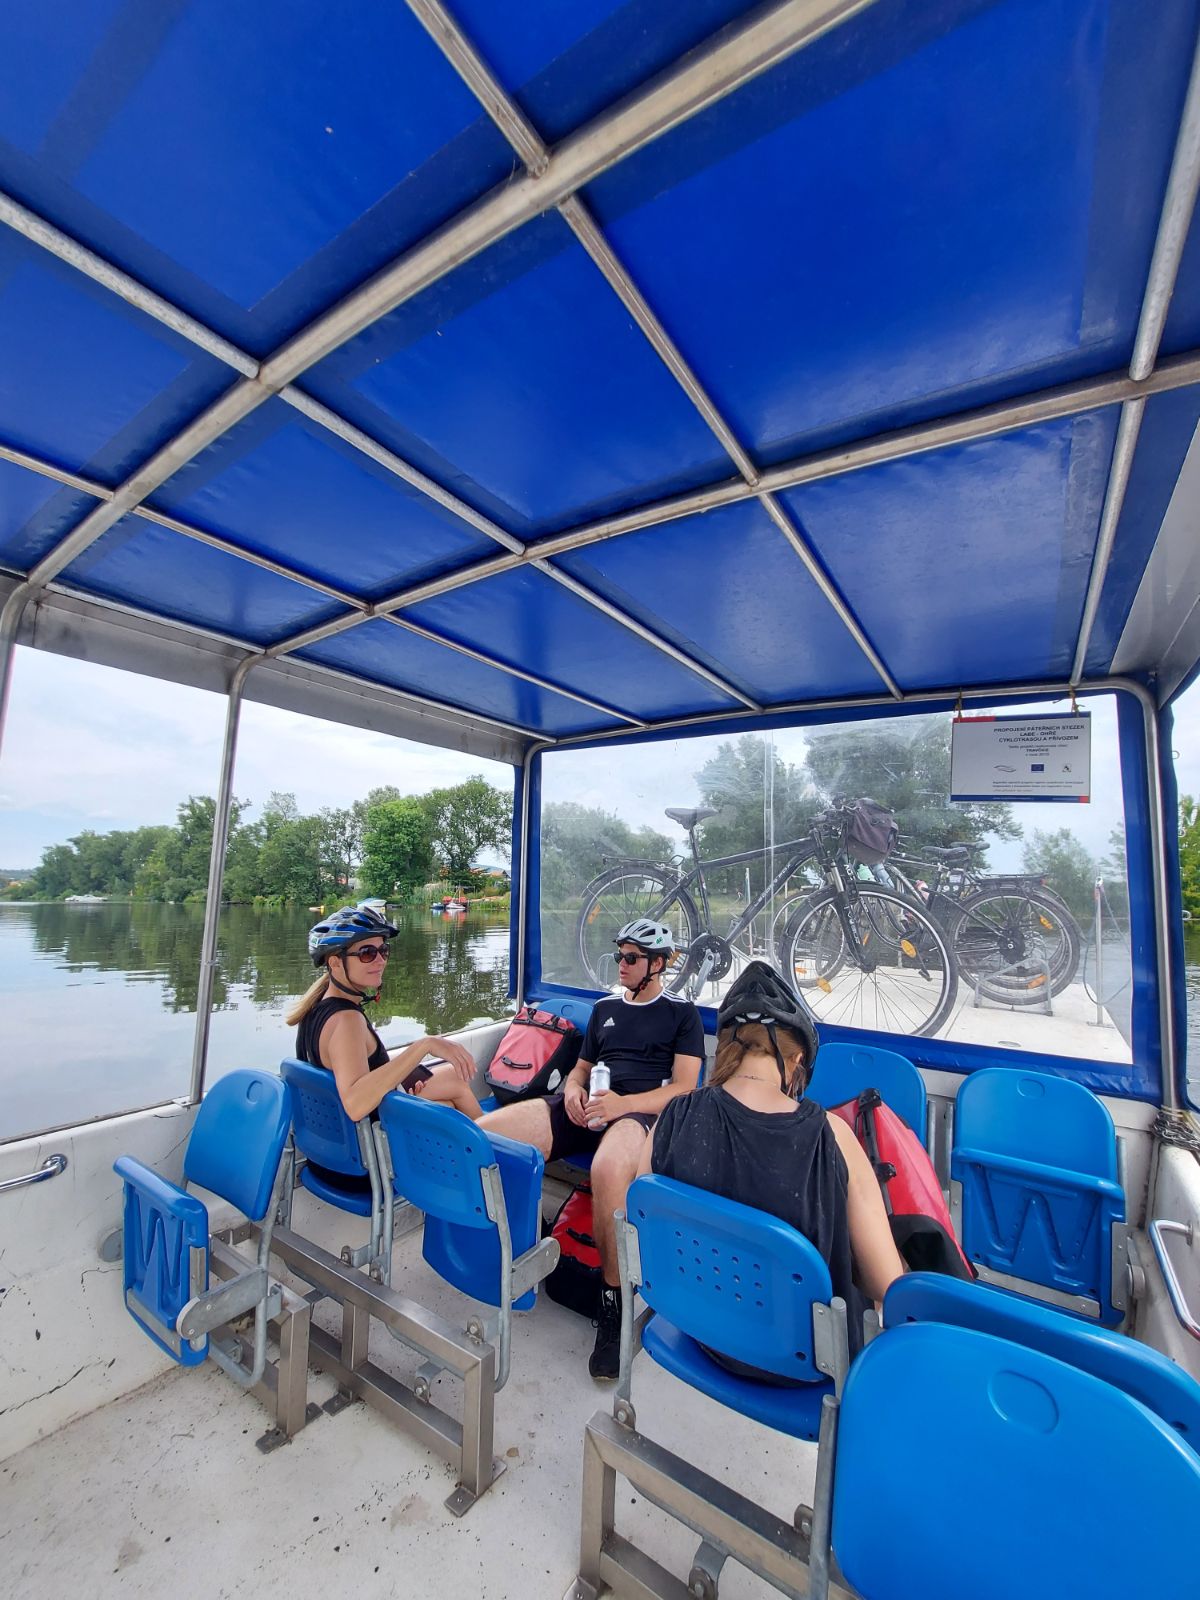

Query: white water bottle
[587,1063,611,1129]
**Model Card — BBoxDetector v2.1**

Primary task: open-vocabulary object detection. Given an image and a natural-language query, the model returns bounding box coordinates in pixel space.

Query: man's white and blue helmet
[614,918,675,952]
[307,904,397,967]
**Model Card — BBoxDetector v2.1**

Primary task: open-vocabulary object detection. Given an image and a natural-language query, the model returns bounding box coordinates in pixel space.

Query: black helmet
[717,960,819,1091]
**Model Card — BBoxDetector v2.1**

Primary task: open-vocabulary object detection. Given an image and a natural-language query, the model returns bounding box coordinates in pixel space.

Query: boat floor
[2,1185,816,1600]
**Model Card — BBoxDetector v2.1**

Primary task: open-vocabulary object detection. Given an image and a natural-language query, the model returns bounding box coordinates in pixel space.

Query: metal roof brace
[410,0,902,700]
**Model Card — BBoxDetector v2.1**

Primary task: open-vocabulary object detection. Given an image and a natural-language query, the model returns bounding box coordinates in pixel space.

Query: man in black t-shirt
[476,919,704,1380]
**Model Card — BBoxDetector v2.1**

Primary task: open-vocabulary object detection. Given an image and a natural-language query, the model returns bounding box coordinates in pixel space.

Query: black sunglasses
[349,943,391,963]
[615,949,647,965]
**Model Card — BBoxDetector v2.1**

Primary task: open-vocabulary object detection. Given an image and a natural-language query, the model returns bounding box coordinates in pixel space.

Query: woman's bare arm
[827,1114,906,1303]
[322,1011,475,1121]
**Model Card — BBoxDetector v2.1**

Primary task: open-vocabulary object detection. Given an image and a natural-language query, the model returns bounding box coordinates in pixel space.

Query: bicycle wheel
[950,885,1081,1003]
[575,865,700,993]
[782,884,958,1037]
[774,892,847,988]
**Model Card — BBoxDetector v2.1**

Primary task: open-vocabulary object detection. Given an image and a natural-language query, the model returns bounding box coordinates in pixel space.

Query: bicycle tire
[782,884,958,1037]
[950,884,1081,1004]
[575,864,701,993]
[775,892,847,987]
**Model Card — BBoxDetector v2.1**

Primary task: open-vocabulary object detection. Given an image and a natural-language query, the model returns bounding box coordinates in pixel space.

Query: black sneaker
[589,1285,622,1382]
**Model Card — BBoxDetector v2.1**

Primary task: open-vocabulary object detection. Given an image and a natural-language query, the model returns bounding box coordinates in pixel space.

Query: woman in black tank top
[642,1013,904,1368]
[287,905,483,1127]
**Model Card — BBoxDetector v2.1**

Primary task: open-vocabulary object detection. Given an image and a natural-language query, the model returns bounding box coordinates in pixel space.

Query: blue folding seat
[374,1091,558,1389]
[805,1041,927,1139]
[569,1173,851,1598]
[951,1067,1126,1322]
[884,1271,1200,1448]
[279,1057,396,1276]
[808,1322,1200,1600]
[617,1173,850,1434]
[114,1069,294,1394]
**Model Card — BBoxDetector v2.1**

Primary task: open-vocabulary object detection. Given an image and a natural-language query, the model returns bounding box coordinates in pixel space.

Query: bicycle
[878,843,1082,1005]
[575,801,959,1037]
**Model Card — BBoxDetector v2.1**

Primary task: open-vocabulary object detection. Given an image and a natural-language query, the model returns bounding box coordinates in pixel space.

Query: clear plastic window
[540,697,1133,1067]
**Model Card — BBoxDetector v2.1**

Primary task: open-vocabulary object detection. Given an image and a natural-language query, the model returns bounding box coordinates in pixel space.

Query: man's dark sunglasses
[350,943,391,963]
[615,949,647,965]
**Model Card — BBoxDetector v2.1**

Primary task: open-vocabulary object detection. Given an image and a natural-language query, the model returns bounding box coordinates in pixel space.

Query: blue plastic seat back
[532,995,595,1032]
[280,1057,368,1178]
[884,1272,1200,1447]
[114,1154,209,1366]
[831,1323,1200,1600]
[378,1092,545,1309]
[951,1068,1124,1317]
[627,1174,833,1383]
[426,1132,543,1310]
[183,1069,292,1222]
[806,1042,926,1137]
[954,1067,1119,1176]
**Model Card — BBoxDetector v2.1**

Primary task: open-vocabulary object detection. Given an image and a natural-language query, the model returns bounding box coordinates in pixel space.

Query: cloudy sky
[1,644,1197,873]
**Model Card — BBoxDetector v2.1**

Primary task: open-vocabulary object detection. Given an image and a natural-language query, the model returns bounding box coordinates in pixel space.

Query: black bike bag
[844,798,899,866]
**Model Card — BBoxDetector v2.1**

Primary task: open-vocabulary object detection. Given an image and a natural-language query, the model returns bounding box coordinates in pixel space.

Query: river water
[1,903,1198,1141]
[0,902,510,1140]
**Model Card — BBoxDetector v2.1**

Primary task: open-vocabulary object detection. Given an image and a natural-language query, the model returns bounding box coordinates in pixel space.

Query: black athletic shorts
[544,1093,656,1162]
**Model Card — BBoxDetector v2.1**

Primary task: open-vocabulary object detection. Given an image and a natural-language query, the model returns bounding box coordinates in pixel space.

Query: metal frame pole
[0,582,34,760]
[187,657,256,1105]
[516,743,548,1006]
[1071,25,1200,683]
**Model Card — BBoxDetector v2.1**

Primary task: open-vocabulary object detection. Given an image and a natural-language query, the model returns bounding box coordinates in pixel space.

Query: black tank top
[295,996,387,1193]
[296,995,389,1071]
[651,1085,866,1364]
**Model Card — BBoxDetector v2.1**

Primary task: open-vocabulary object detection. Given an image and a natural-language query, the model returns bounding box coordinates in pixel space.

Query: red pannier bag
[484,1004,583,1105]
[544,1189,602,1318]
[829,1088,974,1280]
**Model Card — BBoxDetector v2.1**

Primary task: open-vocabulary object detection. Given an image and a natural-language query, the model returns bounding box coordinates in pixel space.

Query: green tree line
[4,776,511,905]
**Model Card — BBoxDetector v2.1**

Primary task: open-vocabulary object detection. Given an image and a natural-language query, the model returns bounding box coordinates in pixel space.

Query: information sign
[950,714,1090,802]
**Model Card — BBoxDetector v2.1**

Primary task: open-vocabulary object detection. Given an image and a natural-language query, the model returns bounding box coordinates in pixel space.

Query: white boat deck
[2,1184,815,1600]
[941,978,1130,1061]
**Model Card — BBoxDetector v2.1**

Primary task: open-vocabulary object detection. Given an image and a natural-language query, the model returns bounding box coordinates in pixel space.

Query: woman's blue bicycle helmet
[307,904,398,967]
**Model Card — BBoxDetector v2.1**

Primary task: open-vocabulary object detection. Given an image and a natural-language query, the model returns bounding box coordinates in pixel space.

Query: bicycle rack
[970,950,1054,1017]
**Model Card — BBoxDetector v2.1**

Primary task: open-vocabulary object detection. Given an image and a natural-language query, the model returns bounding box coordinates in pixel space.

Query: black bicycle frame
[648,832,826,948]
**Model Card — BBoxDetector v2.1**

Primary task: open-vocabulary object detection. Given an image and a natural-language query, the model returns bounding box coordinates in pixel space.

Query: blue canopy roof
[2,0,1200,755]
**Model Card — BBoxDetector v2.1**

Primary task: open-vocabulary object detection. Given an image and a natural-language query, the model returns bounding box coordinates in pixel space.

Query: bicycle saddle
[926,844,976,862]
[664,806,718,830]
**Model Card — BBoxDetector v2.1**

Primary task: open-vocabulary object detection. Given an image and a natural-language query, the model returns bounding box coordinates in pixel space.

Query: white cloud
[0,649,511,864]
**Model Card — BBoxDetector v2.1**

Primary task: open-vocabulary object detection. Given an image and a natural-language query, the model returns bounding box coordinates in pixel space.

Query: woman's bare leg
[419,1064,484,1119]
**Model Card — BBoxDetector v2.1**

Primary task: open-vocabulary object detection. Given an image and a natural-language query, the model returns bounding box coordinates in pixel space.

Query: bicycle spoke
[785,885,956,1037]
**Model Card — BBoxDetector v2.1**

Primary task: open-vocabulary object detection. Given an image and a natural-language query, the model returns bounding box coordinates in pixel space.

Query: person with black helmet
[477,918,704,1381]
[286,903,482,1129]
[640,960,903,1367]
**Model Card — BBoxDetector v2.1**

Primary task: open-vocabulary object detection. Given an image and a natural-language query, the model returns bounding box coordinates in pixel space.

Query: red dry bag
[830,1088,974,1279]
[544,1189,602,1318]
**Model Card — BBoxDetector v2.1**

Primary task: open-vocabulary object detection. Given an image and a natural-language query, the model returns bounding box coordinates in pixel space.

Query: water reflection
[15,901,509,1024]
[0,902,510,1138]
